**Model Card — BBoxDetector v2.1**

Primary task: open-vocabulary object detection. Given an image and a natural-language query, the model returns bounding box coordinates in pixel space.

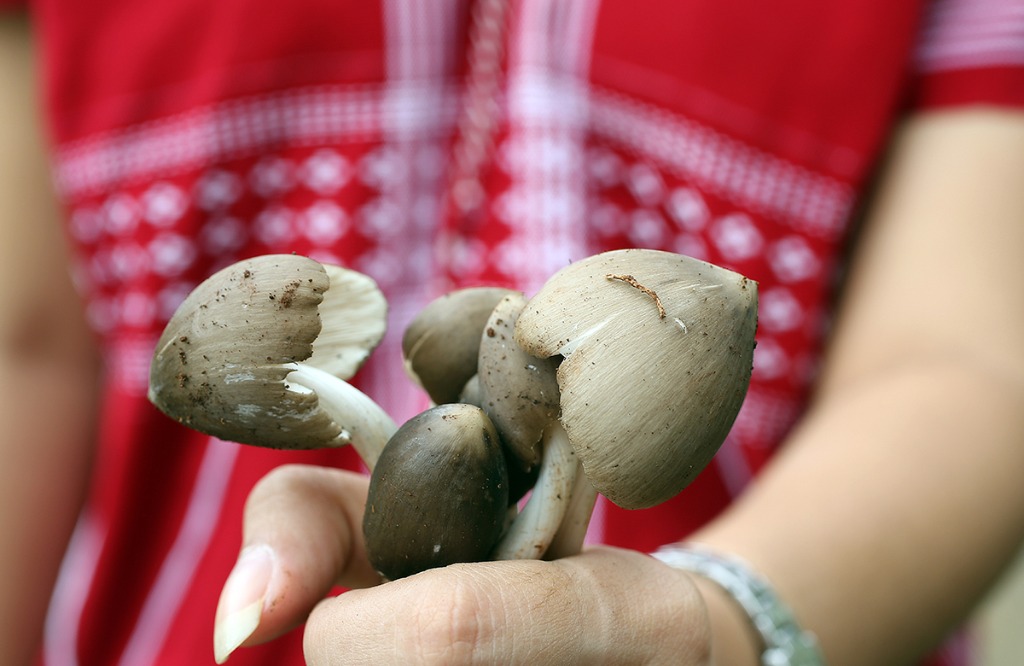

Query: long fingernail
[214,544,275,664]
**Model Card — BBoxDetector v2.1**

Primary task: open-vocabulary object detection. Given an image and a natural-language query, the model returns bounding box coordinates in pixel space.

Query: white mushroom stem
[490,422,578,560]
[285,363,398,470]
[543,463,598,560]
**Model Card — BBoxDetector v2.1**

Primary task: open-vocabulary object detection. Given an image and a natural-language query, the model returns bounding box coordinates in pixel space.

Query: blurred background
[978,549,1024,665]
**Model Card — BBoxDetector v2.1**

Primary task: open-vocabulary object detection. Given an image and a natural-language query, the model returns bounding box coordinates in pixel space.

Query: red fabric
[17,0,1024,664]
[912,66,1024,108]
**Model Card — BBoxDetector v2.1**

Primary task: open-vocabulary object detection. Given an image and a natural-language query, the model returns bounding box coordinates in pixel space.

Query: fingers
[303,547,711,665]
[214,464,381,663]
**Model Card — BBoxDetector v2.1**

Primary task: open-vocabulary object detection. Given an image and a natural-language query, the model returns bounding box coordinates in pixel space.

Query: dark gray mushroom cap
[363,403,509,580]
[402,287,515,404]
[148,254,389,450]
[514,249,758,510]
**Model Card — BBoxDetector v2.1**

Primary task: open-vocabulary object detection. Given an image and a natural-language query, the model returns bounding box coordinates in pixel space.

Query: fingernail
[214,544,275,664]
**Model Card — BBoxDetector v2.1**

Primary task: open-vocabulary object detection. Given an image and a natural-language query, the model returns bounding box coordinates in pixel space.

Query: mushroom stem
[285,364,398,470]
[543,462,598,560]
[490,422,578,560]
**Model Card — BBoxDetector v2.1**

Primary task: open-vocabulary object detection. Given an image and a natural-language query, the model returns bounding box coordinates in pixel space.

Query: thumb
[302,548,710,665]
[304,559,586,665]
[213,464,381,663]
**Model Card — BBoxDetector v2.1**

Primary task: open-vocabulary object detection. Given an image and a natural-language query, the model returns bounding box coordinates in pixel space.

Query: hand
[214,464,712,665]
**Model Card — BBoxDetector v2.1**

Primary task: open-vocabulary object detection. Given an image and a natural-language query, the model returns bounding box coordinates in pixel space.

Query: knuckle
[245,463,345,517]
[404,574,489,665]
[247,463,309,503]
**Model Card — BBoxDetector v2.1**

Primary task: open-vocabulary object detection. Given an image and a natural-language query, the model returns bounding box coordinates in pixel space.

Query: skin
[699,109,1024,664]
[0,14,101,665]
[225,109,1024,665]
[234,466,715,665]
[4,9,1024,665]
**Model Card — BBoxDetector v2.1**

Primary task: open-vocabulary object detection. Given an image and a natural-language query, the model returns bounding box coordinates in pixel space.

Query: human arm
[0,13,101,665]
[692,107,1024,664]
[213,108,1024,665]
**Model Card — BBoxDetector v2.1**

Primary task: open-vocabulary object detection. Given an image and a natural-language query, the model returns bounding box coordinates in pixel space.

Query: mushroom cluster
[148,249,758,580]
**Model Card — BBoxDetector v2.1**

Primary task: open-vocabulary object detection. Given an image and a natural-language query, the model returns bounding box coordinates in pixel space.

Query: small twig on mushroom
[511,250,758,559]
[605,273,666,318]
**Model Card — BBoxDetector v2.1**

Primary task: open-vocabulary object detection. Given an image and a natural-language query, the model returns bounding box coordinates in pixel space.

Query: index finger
[214,464,381,663]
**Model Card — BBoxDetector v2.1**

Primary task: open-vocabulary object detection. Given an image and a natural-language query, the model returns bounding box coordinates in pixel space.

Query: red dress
[3,0,1022,663]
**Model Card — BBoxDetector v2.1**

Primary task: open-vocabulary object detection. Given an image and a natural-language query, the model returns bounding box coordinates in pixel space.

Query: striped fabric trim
[43,510,105,666]
[117,439,241,665]
[915,0,1024,72]
[498,0,600,291]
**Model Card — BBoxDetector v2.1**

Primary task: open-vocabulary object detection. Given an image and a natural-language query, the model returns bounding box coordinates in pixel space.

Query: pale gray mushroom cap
[402,287,515,404]
[513,249,758,510]
[148,254,389,450]
[477,292,560,471]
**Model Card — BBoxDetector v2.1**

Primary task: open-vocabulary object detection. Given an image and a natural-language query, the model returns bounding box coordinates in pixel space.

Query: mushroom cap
[477,292,560,471]
[514,249,758,510]
[148,254,388,449]
[402,287,515,404]
[363,403,508,579]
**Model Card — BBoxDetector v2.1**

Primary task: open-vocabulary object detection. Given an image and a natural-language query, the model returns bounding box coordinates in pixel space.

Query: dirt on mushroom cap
[513,249,758,510]
[149,255,344,449]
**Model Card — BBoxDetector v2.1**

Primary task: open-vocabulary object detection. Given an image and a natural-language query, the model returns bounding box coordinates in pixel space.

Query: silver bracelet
[652,544,826,666]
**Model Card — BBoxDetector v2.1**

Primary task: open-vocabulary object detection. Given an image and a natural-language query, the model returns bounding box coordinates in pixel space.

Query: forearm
[0,347,99,665]
[679,109,1024,666]
[0,13,101,663]
[695,359,1024,664]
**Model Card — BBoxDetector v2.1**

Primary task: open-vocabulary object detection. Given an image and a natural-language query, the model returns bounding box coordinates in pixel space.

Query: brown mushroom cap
[148,254,389,450]
[402,287,516,404]
[513,249,758,510]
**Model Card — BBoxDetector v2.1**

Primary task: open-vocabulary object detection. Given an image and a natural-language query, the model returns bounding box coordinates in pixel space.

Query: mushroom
[402,286,541,503]
[476,293,561,470]
[363,403,509,580]
[402,287,516,405]
[511,248,758,555]
[475,293,577,560]
[148,254,397,467]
